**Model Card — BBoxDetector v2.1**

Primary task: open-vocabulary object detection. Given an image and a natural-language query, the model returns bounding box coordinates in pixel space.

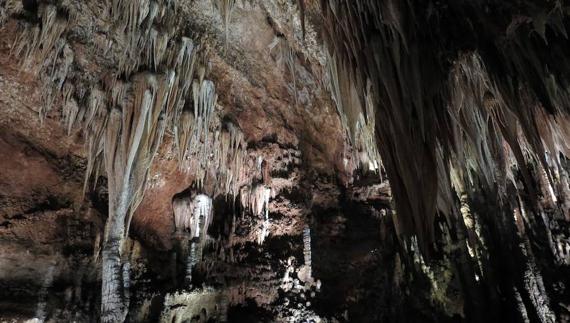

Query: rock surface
[0,1,569,322]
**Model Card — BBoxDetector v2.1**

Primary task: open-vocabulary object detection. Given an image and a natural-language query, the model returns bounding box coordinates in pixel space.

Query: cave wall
[0,0,569,322]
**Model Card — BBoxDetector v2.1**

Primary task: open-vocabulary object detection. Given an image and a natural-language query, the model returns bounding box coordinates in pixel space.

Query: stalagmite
[33,264,55,323]
[302,226,312,281]
[219,295,229,322]
[259,204,270,244]
[261,159,271,185]
[122,261,131,311]
[186,241,197,285]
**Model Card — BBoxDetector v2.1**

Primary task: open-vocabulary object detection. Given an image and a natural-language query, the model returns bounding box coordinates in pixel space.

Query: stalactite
[145,28,170,72]
[83,88,108,193]
[269,36,297,104]
[179,79,218,187]
[173,194,213,239]
[238,184,272,244]
[217,121,247,197]
[40,42,74,120]
[212,0,236,47]
[193,194,213,239]
[254,184,271,244]
[12,4,70,121]
[173,195,194,233]
[354,86,382,173]
[514,287,532,323]
[559,167,570,222]
[324,52,381,174]
[448,53,520,194]
[520,241,557,323]
[13,4,67,74]
[112,0,156,75]
[174,78,247,200]
[167,37,198,124]
[174,109,195,164]
[62,84,79,136]
[538,163,557,209]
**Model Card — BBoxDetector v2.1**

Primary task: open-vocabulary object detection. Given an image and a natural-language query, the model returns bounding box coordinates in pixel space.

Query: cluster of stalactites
[177,80,217,184]
[109,0,179,75]
[240,183,272,244]
[396,51,568,320]
[11,0,211,133]
[173,194,213,239]
[177,97,248,199]
[173,193,213,286]
[444,53,570,217]
[211,0,237,46]
[12,4,67,73]
[214,121,248,197]
[75,39,216,205]
[320,0,570,252]
[11,4,71,121]
[324,52,383,175]
[447,53,520,196]
[442,52,570,256]
[269,36,298,104]
[11,0,250,227]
